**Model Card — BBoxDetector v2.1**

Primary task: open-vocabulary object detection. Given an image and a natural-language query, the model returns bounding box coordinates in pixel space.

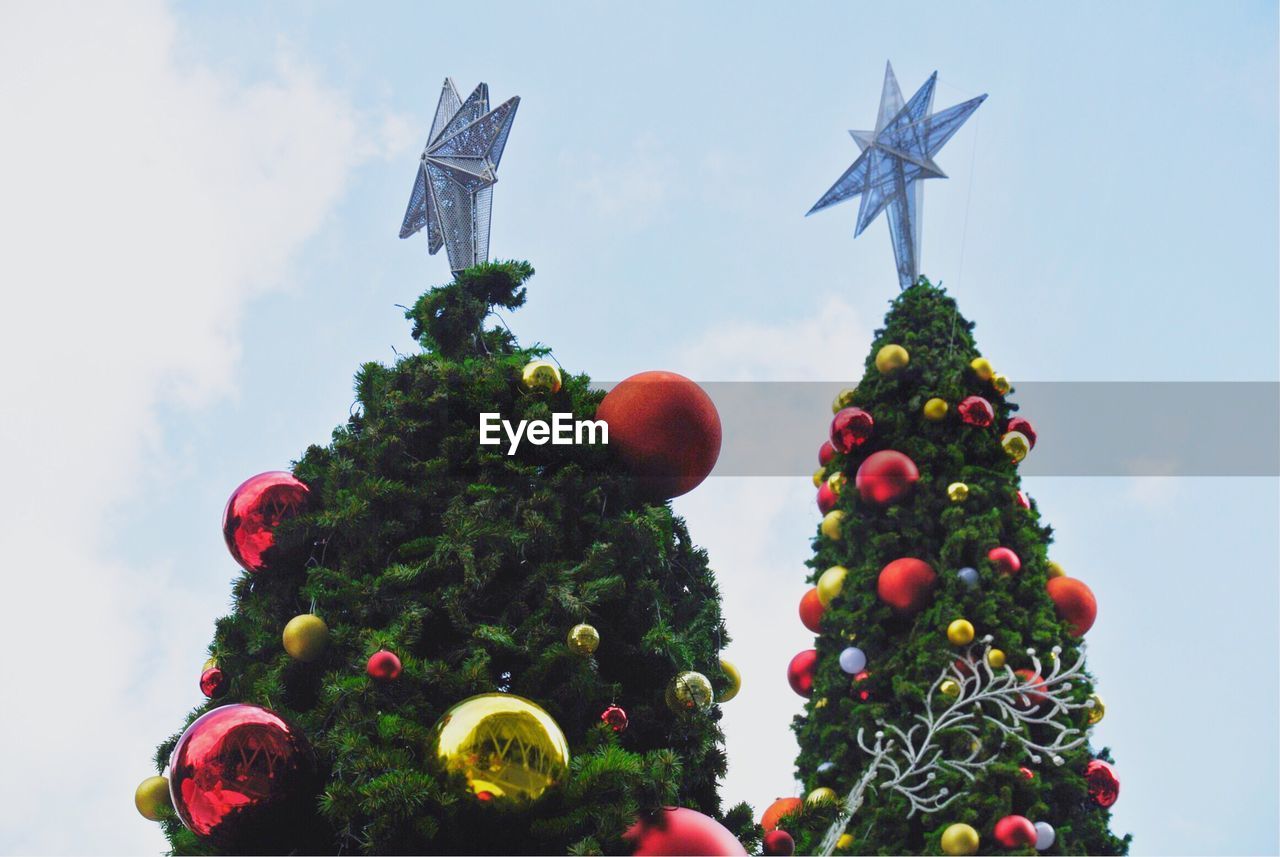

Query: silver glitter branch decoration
[817,637,1096,856]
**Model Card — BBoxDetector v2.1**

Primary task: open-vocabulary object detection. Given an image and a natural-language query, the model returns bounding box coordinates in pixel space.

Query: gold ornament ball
[992,373,1011,395]
[428,693,569,806]
[134,775,171,821]
[1088,693,1106,725]
[939,679,961,698]
[969,357,994,381]
[820,510,845,541]
[520,359,563,395]
[806,786,838,806]
[832,388,857,414]
[666,670,715,715]
[947,619,975,646]
[1047,561,1066,579]
[812,468,826,488]
[836,833,855,852]
[875,344,910,374]
[817,566,848,606]
[826,471,847,494]
[1001,431,1031,463]
[923,397,949,422]
[719,658,742,703]
[566,623,600,656]
[947,482,969,502]
[282,613,329,662]
[987,648,1007,669]
[814,696,829,709]
[202,657,217,671]
[941,822,980,856]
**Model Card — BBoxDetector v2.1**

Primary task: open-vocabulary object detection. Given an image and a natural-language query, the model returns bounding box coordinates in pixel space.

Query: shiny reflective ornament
[763,829,795,856]
[199,666,227,699]
[816,760,838,783]
[520,359,562,394]
[820,510,845,541]
[970,357,994,381]
[366,649,403,681]
[1087,693,1106,725]
[1019,766,1035,780]
[282,613,329,662]
[813,468,825,488]
[816,482,838,514]
[169,704,316,848]
[923,397,948,421]
[626,806,748,856]
[1034,820,1056,850]
[817,566,848,606]
[202,657,217,671]
[874,344,910,374]
[806,786,838,806]
[939,679,961,697]
[818,440,837,466]
[761,797,804,832]
[826,471,847,495]
[719,658,742,702]
[877,557,937,615]
[956,396,994,427]
[947,619,975,646]
[222,471,310,573]
[1047,576,1097,636]
[831,388,857,414]
[988,546,1022,575]
[1002,430,1031,463]
[957,566,980,589]
[428,693,569,806]
[787,650,818,697]
[1016,489,1032,509]
[1085,759,1120,807]
[940,822,980,856]
[1006,416,1037,448]
[566,623,600,656]
[830,407,875,454]
[836,833,855,851]
[838,646,867,674]
[987,648,1006,668]
[600,704,629,733]
[855,449,920,506]
[666,671,715,715]
[1047,560,1066,578]
[992,373,1011,395]
[134,775,171,821]
[799,588,825,633]
[947,481,969,502]
[993,815,1037,848]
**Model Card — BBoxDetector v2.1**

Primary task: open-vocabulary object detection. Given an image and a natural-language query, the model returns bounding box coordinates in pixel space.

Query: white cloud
[0,3,399,852]
[572,134,673,226]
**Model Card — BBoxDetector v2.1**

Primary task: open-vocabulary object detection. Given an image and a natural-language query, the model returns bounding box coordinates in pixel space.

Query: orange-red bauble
[787,649,818,697]
[799,588,825,633]
[625,807,747,856]
[1047,576,1097,636]
[222,471,310,573]
[855,450,919,506]
[993,815,1037,848]
[596,371,721,499]
[877,558,937,615]
[817,482,838,514]
[761,797,804,832]
[987,546,1022,575]
[818,440,837,467]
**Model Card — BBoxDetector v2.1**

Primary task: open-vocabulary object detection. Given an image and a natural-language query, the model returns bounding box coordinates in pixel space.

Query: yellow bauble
[282,614,329,662]
[827,471,847,494]
[832,388,857,414]
[814,696,829,709]
[202,657,217,671]
[134,775,171,821]
[1088,693,1106,725]
[813,468,826,488]
[969,357,994,381]
[666,671,714,715]
[806,786,838,806]
[992,373,1011,395]
[939,679,961,698]
[941,822,980,856]
[923,397,949,421]
[946,619,975,646]
[428,693,569,805]
[875,344,910,374]
[566,623,600,656]
[820,510,845,541]
[1001,431,1030,463]
[719,658,742,703]
[947,482,969,502]
[836,833,855,851]
[1047,561,1066,578]
[816,566,848,606]
[987,648,1007,668]
[520,359,562,394]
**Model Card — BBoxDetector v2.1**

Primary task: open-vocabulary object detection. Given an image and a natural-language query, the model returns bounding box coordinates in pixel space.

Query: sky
[0,1,1276,854]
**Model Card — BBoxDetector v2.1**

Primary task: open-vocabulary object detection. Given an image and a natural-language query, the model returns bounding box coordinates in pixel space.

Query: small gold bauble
[1001,431,1031,463]
[820,510,845,541]
[816,566,848,606]
[282,613,329,662]
[1047,561,1066,578]
[947,481,969,502]
[992,373,1011,394]
[1088,692,1106,725]
[566,623,600,656]
[969,357,994,381]
[428,693,570,806]
[987,648,1007,668]
[520,359,562,394]
[875,344,910,374]
[719,658,742,703]
[806,786,838,806]
[923,397,949,421]
[939,679,961,698]
[836,833,855,852]
[940,821,980,855]
[814,696,829,709]
[813,468,826,488]
[134,775,171,821]
[946,619,975,646]
[202,657,217,671]
[831,388,857,414]
[826,471,847,494]
[666,671,715,715]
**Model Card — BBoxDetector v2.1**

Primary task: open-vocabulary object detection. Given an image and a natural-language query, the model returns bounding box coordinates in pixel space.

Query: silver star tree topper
[808,62,986,290]
[400,79,520,274]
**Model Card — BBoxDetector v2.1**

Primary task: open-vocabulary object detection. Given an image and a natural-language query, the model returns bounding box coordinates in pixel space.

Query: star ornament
[808,62,986,290]
[400,78,520,274]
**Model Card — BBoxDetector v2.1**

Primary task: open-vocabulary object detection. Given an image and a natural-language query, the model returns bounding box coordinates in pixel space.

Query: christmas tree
[777,280,1129,855]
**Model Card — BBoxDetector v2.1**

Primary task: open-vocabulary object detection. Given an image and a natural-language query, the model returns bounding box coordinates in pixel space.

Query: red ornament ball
[852,670,873,702]
[625,806,747,856]
[988,546,1022,575]
[855,450,919,507]
[830,407,874,454]
[1086,759,1121,807]
[818,440,837,467]
[601,704,629,733]
[1006,417,1037,448]
[993,814,1038,848]
[223,471,310,573]
[1047,576,1098,636]
[957,396,994,427]
[1019,765,1035,780]
[199,666,227,699]
[763,829,796,856]
[817,482,838,514]
[761,797,804,832]
[169,704,316,848]
[1014,669,1048,709]
[366,650,402,682]
[596,371,722,499]
[877,558,937,615]
[1015,489,1031,509]
[799,588,825,633]
[787,649,818,697]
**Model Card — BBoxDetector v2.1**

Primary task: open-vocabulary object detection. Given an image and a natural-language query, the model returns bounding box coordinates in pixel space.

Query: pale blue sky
[0,2,1275,854]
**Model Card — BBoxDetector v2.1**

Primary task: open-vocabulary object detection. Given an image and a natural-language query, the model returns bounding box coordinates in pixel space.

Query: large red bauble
[1085,759,1121,807]
[1006,417,1037,448]
[168,703,316,848]
[1047,576,1097,636]
[366,650,403,681]
[222,471,310,573]
[854,450,919,506]
[818,440,837,467]
[761,797,804,832]
[957,396,994,427]
[830,407,874,454]
[988,546,1022,575]
[817,482,838,514]
[596,371,721,499]
[199,667,227,699]
[763,829,796,856]
[799,588,825,633]
[876,558,936,615]
[624,807,747,856]
[1014,669,1048,709]
[787,649,818,697]
[993,814,1037,848]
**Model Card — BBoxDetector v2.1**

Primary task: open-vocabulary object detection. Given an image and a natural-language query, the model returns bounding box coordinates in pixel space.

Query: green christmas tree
[144,262,755,855]
[785,280,1130,856]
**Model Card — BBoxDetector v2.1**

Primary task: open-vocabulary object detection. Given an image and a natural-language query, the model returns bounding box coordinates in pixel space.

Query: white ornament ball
[838,646,867,674]
[1034,821,1056,851]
